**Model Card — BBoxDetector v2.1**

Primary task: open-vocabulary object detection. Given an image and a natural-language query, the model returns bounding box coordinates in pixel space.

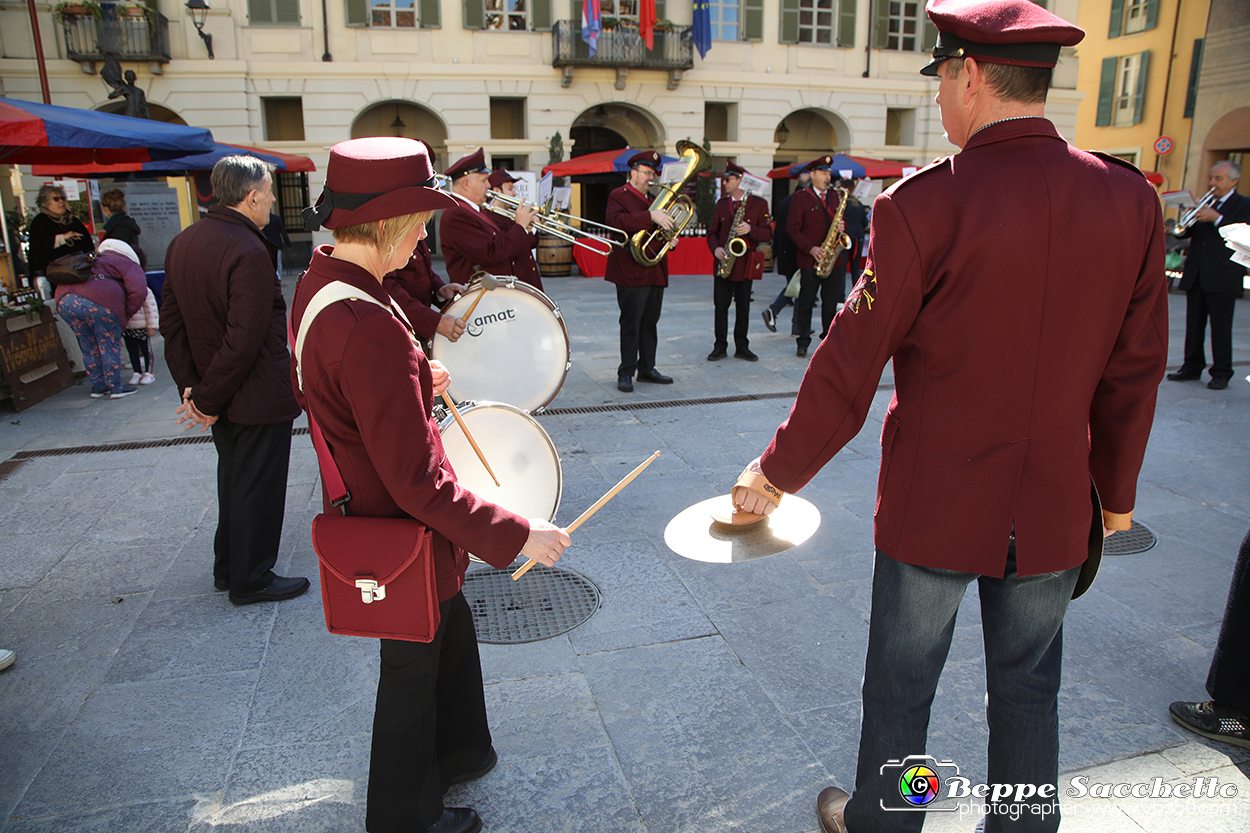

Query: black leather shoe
[428,807,483,833]
[707,348,728,361]
[735,349,759,362]
[1167,370,1201,381]
[637,369,673,384]
[229,575,310,606]
[442,747,498,794]
[816,786,850,833]
[1208,377,1229,390]
[761,309,777,332]
[617,375,633,392]
[214,579,229,592]
[796,346,808,357]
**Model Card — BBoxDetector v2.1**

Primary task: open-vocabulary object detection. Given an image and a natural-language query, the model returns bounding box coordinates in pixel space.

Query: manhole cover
[463,565,600,644]
[1103,520,1157,556]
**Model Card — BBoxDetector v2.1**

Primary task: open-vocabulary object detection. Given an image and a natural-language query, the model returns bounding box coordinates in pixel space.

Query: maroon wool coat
[161,205,300,424]
[760,118,1168,578]
[605,183,669,288]
[439,194,543,290]
[707,193,773,281]
[290,247,529,602]
[382,240,448,341]
[786,187,841,271]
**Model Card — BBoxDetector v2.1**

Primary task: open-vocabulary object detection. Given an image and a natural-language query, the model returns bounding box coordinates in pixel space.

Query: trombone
[484,192,627,255]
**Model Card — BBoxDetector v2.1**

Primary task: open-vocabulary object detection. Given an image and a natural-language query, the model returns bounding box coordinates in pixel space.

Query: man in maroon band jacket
[439,147,543,290]
[706,161,772,362]
[733,1,1168,831]
[605,150,677,392]
[786,155,845,358]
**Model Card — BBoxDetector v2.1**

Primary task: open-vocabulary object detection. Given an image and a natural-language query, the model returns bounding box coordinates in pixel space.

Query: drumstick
[440,391,500,487]
[511,450,661,581]
[457,272,499,325]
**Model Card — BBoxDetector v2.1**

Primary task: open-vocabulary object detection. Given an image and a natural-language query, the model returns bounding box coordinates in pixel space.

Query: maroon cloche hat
[920,0,1084,77]
[446,148,490,180]
[303,137,455,231]
[488,169,520,188]
[724,161,748,177]
[628,150,662,171]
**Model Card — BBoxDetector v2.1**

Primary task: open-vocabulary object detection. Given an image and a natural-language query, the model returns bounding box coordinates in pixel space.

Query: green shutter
[345,0,368,25]
[921,16,936,51]
[532,0,551,30]
[655,0,665,19]
[1132,50,1150,126]
[573,0,582,24]
[419,0,440,27]
[871,0,889,49]
[1096,56,1117,127]
[743,0,764,41]
[1145,0,1160,31]
[1108,0,1123,38]
[248,0,273,24]
[275,0,300,23]
[464,0,484,29]
[1183,38,1203,119]
[837,0,855,48]
[779,0,798,44]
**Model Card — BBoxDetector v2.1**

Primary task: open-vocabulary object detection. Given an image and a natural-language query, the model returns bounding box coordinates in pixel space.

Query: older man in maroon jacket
[733,2,1168,831]
[606,150,677,392]
[162,156,309,606]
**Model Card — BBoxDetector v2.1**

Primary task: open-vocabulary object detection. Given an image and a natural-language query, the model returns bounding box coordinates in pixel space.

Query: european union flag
[692,0,711,59]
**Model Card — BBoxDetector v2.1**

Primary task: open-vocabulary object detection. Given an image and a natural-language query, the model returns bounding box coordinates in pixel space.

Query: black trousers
[122,333,152,374]
[210,417,292,594]
[1180,288,1238,381]
[712,275,752,351]
[367,592,493,832]
[1208,526,1250,715]
[794,267,840,350]
[616,284,665,377]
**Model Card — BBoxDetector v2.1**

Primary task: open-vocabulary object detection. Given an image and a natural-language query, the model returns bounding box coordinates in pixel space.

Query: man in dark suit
[786,156,844,357]
[762,171,809,334]
[605,150,676,392]
[1167,161,1249,390]
[707,162,772,361]
[733,1,1167,830]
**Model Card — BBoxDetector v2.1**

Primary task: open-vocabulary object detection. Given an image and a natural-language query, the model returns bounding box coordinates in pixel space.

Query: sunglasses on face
[49,196,65,202]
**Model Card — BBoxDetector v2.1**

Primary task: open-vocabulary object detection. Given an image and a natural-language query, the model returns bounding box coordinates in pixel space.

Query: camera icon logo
[899,763,941,805]
[879,755,960,812]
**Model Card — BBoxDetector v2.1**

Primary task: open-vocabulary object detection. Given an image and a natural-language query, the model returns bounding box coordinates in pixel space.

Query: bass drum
[430,278,570,414]
[436,401,562,560]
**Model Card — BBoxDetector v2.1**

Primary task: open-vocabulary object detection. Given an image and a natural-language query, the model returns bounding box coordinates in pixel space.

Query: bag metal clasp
[355,579,386,603]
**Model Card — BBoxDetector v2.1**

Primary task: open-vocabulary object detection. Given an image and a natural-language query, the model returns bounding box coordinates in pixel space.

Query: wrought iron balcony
[552,20,692,89]
[61,9,172,64]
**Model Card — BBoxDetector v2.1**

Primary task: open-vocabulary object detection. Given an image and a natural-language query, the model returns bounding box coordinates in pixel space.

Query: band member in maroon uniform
[439,148,543,290]
[706,162,772,361]
[785,156,844,357]
[383,239,467,343]
[733,1,1167,830]
[605,150,676,392]
[484,169,524,234]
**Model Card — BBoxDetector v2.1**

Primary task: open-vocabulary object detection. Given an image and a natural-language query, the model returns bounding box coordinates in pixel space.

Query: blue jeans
[842,546,1079,833]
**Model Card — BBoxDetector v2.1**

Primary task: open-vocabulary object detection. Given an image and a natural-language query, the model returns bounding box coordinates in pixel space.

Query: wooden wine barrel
[536,235,574,278]
[757,240,775,273]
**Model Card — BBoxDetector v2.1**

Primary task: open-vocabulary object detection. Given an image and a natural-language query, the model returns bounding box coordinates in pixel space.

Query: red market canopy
[543,148,679,177]
[0,96,214,165]
[30,142,316,177]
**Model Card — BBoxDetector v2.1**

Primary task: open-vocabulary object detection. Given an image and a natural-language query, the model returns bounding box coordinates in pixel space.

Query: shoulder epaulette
[1089,151,1148,180]
[884,155,951,194]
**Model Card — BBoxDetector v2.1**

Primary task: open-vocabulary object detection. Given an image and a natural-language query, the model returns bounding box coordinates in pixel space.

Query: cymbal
[664,495,821,564]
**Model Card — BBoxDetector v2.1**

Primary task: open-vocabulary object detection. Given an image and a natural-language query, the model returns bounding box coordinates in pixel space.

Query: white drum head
[439,402,562,525]
[431,281,570,413]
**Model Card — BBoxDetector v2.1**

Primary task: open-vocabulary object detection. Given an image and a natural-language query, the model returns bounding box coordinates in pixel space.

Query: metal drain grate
[0,458,28,484]
[1104,520,1157,556]
[463,565,600,644]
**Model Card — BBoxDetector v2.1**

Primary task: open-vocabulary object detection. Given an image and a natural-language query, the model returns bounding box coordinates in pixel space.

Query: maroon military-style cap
[488,169,520,188]
[724,161,748,177]
[303,137,456,231]
[446,147,490,180]
[919,0,1084,77]
[804,155,834,173]
[629,150,662,171]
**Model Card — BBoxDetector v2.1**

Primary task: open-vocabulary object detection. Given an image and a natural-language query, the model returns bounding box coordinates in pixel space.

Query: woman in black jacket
[26,184,94,277]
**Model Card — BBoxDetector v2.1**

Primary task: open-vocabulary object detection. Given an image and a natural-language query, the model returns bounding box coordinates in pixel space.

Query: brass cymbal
[664,495,821,564]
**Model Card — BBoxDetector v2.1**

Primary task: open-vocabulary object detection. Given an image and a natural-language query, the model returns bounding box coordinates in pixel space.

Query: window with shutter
[1109,51,1148,127]
[709,0,739,41]
[742,0,763,41]
[419,0,440,26]
[779,0,799,44]
[531,0,552,30]
[1183,39,1202,119]
[1096,56,1117,127]
[837,0,854,48]
[249,0,300,24]
[248,0,274,24]
[1131,50,1150,125]
[464,0,485,29]
[371,0,416,27]
[1108,0,1124,37]
[345,0,368,25]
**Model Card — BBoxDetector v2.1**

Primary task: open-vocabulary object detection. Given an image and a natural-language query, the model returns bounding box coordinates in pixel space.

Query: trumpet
[630,140,713,267]
[483,191,626,254]
[1175,188,1217,234]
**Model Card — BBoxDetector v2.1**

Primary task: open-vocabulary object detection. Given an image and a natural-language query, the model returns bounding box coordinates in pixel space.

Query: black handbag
[46,252,96,286]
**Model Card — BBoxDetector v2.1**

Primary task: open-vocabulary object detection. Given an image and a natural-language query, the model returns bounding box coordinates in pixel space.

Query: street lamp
[390,106,406,137]
[775,120,790,145]
[185,0,215,59]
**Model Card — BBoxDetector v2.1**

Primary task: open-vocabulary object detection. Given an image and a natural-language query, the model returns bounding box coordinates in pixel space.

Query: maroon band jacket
[786,187,840,271]
[605,183,669,288]
[760,118,1168,577]
[382,240,448,341]
[440,194,542,290]
[707,194,773,281]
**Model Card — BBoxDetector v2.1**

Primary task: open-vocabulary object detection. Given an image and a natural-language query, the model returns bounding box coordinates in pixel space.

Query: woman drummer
[292,137,570,833]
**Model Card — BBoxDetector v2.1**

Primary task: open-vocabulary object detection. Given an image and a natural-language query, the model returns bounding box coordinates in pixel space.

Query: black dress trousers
[1181,288,1239,381]
[616,283,665,377]
[712,275,753,352]
[794,267,840,350]
[210,417,292,594]
[1207,526,1250,715]
[367,592,493,832]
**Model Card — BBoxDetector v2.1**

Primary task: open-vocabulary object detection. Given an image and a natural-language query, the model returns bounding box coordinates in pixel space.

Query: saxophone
[715,196,750,279]
[814,186,853,278]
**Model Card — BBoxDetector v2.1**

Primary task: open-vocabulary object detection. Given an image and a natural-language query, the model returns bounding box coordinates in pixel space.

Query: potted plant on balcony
[53,0,102,19]
[117,1,149,17]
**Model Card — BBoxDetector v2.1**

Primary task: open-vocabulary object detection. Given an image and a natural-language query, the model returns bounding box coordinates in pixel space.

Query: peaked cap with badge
[920,0,1084,77]
[446,147,490,180]
[628,150,663,170]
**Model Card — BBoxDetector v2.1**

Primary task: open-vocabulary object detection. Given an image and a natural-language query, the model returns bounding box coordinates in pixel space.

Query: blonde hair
[332,210,433,256]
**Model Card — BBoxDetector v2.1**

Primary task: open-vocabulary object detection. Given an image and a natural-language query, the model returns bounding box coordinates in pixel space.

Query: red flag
[639,0,656,50]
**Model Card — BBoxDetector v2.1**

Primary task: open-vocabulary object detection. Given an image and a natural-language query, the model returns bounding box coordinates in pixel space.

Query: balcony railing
[61,10,172,64]
[552,20,692,88]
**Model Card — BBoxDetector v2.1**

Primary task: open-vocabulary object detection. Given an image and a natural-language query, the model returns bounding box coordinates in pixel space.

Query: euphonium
[1175,188,1218,234]
[630,140,713,267]
[815,186,853,278]
[716,194,751,279]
